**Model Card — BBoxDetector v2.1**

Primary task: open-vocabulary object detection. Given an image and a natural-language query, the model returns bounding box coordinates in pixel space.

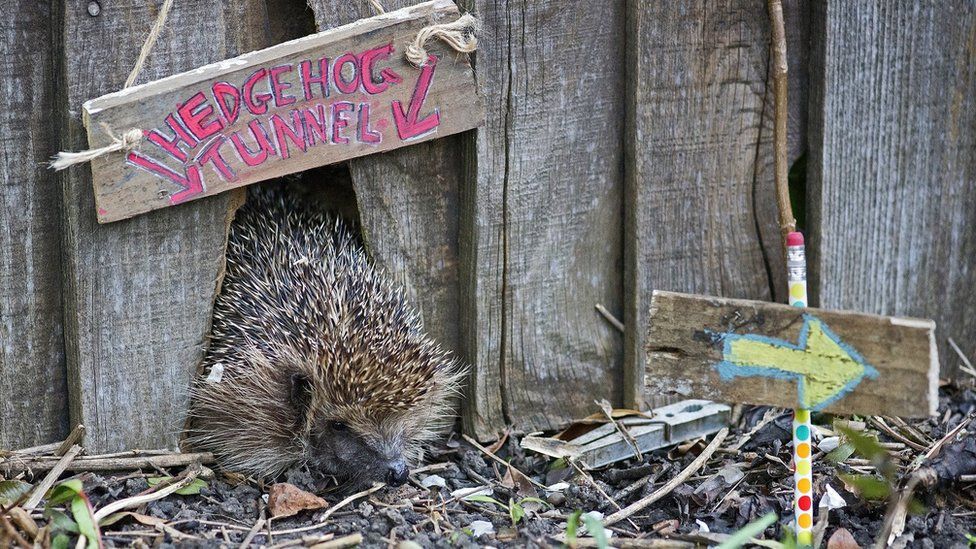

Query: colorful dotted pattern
[788,234,813,547]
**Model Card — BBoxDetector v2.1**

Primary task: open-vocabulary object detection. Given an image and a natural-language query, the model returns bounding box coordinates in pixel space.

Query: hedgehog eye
[330,421,348,432]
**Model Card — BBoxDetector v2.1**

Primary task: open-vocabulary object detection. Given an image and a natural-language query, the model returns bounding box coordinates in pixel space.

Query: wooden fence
[1,0,973,451]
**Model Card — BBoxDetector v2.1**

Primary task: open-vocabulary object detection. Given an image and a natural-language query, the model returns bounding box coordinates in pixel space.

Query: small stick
[0,452,214,473]
[767,0,794,238]
[309,533,364,549]
[92,464,203,522]
[461,434,547,490]
[569,461,639,531]
[23,444,84,510]
[239,514,266,549]
[948,338,976,377]
[595,304,625,333]
[55,425,86,456]
[603,428,728,527]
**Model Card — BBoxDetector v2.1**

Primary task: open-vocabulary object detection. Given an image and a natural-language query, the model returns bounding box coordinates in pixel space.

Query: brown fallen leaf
[826,527,862,549]
[267,482,328,519]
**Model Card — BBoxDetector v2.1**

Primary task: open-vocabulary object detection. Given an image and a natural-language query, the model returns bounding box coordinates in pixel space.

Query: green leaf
[839,474,891,500]
[147,476,207,495]
[716,512,777,549]
[580,513,609,549]
[44,509,80,534]
[517,496,550,507]
[508,498,525,525]
[550,458,569,471]
[825,442,856,464]
[565,510,581,545]
[46,479,84,506]
[464,494,505,507]
[51,533,72,549]
[70,493,101,549]
[836,426,886,462]
[0,479,32,505]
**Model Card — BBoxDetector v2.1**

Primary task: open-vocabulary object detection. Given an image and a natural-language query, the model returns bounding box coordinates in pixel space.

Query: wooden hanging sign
[82,0,483,223]
[645,291,939,418]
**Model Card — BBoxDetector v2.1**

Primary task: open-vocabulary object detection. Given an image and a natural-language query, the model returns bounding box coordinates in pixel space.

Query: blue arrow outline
[711,314,880,411]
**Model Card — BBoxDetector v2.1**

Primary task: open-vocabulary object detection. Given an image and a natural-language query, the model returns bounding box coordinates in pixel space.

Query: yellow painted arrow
[715,315,879,410]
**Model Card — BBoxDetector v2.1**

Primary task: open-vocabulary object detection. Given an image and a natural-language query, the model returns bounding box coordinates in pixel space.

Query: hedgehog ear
[288,372,313,416]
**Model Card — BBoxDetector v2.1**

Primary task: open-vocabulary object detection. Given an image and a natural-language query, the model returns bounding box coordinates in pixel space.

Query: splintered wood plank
[624,0,788,409]
[83,0,483,223]
[645,291,939,417]
[461,0,626,439]
[57,0,268,452]
[807,0,976,379]
[0,0,68,448]
[306,0,464,360]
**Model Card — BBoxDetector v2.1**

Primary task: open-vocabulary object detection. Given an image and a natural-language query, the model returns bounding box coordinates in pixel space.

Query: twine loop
[404,13,479,67]
[51,127,144,171]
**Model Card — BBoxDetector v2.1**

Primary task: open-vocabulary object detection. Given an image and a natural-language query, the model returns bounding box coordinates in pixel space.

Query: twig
[309,533,364,548]
[23,444,84,510]
[271,483,385,535]
[595,304,625,333]
[873,468,937,549]
[461,434,547,490]
[55,425,86,456]
[568,460,639,530]
[92,464,203,522]
[868,417,928,452]
[949,338,976,378]
[239,513,266,549]
[911,414,974,471]
[1,452,214,473]
[603,428,728,527]
[767,0,794,238]
[0,512,31,549]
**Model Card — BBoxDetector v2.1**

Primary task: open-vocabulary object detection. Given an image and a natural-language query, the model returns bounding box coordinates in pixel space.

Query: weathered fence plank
[306,0,465,357]
[57,0,268,451]
[624,0,787,408]
[462,0,626,439]
[0,0,67,448]
[807,0,976,377]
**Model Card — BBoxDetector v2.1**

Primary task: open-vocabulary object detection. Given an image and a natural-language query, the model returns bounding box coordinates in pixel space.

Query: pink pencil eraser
[786,232,804,246]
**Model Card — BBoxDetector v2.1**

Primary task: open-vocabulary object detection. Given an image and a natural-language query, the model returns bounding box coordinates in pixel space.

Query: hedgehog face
[291,372,411,488]
[306,416,409,489]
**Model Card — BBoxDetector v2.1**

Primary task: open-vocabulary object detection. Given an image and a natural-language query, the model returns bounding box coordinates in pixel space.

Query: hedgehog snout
[385,458,409,486]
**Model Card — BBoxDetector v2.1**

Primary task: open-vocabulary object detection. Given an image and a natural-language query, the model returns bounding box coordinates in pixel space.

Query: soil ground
[3,385,975,548]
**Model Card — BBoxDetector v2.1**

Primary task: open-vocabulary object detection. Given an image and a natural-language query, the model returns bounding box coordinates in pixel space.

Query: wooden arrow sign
[645,291,939,417]
[81,0,484,223]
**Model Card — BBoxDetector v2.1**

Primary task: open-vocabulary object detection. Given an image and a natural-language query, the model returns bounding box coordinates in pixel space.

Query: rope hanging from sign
[404,13,478,67]
[50,0,176,170]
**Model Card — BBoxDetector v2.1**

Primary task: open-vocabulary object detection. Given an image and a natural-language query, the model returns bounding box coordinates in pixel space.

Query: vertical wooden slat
[462,0,626,438]
[57,0,268,452]
[305,0,465,366]
[808,0,976,377]
[0,0,67,448]
[624,0,783,407]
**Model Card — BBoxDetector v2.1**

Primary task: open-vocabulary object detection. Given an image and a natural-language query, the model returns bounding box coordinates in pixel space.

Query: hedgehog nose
[385,460,409,486]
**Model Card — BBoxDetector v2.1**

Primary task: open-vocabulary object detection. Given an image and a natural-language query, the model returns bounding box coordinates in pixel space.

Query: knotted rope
[50,0,174,170]
[404,12,478,67]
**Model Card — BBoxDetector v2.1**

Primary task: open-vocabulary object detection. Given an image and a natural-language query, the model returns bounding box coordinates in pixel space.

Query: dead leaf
[500,466,538,498]
[267,482,327,519]
[826,528,861,549]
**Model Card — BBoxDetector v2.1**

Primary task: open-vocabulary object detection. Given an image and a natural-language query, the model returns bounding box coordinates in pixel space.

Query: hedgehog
[186,190,465,490]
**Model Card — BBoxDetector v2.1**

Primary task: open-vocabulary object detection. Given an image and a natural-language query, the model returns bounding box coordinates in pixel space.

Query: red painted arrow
[126,151,205,205]
[392,54,440,140]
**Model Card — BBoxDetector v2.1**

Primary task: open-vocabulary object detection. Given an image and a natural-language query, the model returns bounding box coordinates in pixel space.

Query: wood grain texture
[0,0,68,448]
[646,291,938,417]
[306,0,465,359]
[807,0,976,378]
[461,0,626,439]
[624,0,786,409]
[57,0,269,452]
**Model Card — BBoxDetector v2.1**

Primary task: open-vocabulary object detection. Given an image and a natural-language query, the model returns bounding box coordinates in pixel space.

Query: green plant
[45,479,101,549]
